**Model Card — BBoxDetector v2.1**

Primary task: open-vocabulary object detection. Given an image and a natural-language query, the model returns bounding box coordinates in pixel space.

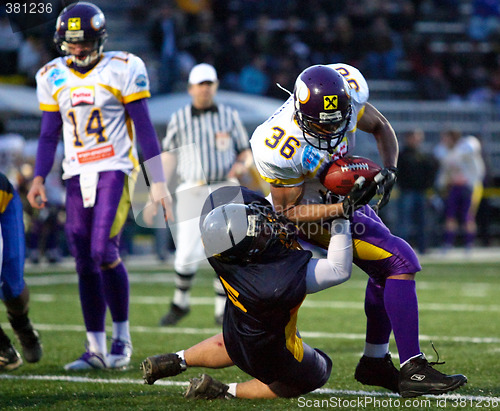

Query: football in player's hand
[320,156,382,195]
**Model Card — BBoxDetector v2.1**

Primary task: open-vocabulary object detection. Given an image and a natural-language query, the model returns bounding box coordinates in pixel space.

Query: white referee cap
[189,63,218,84]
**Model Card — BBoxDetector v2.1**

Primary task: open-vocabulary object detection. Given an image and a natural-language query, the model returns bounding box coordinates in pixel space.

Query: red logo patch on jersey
[70,86,95,106]
[77,145,115,164]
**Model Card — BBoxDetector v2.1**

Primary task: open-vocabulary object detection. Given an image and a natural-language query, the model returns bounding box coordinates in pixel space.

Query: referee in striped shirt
[160,63,253,326]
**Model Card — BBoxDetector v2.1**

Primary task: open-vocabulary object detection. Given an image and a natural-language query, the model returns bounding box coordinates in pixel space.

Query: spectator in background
[435,129,486,251]
[0,13,23,76]
[329,14,363,65]
[411,48,452,100]
[467,66,500,107]
[150,3,181,93]
[239,55,270,95]
[363,16,403,79]
[396,129,438,254]
[468,0,500,41]
[176,0,211,15]
[183,10,220,64]
[17,35,50,86]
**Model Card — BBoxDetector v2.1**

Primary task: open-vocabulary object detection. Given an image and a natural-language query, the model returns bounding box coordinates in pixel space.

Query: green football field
[1,259,499,410]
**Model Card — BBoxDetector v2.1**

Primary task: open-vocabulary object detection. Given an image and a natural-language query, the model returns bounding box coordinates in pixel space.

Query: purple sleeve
[125,99,164,182]
[34,111,63,180]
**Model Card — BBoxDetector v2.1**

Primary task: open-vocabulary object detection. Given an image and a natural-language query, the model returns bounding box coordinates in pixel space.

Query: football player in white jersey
[27,2,169,371]
[436,129,486,250]
[251,64,466,397]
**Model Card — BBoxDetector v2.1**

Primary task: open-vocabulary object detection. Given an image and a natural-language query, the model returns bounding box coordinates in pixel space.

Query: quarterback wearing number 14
[27,2,166,370]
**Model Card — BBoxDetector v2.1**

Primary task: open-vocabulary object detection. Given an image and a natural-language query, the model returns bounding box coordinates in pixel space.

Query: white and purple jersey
[250,63,369,188]
[437,135,485,189]
[251,63,421,279]
[36,51,151,179]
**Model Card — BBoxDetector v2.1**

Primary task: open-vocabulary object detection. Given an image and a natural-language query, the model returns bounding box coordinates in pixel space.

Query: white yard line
[29,293,500,313]
[25,273,500,292]
[0,374,498,403]
[2,322,499,344]
[0,374,187,386]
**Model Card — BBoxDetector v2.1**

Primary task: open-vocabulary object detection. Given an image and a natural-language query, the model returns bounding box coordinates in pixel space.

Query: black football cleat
[185,374,233,400]
[0,344,23,371]
[399,354,467,398]
[159,303,190,326]
[12,322,42,363]
[141,353,185,385]
[355,353,400,393]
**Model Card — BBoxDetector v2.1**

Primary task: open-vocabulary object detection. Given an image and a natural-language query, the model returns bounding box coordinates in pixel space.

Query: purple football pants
[445,185,473,223]
[65,170,131,332]
[353,205,422,363]
[303,204,422,363]
[351,204,421,282]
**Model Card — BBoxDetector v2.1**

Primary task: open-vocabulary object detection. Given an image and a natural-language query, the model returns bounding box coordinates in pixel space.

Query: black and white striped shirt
[162,103,249,183]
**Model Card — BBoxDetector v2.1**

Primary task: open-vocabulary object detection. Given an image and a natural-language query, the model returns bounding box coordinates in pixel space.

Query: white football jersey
[36,51,151,179]
[438,135,486,188]
[251,63,369,187]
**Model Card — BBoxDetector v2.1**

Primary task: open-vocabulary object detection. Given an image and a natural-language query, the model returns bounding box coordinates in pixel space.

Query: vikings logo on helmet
[54,2,108,67]
[293,65,353,154]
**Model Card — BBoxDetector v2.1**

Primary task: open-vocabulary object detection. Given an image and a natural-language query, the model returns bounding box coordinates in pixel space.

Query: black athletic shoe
[140,353,185,385]
[185,374,232,400]
[0,344,23,371]
[159,303,190,326]
[399,354,467,398]
[13,323,42,363]
[355,353,400,393]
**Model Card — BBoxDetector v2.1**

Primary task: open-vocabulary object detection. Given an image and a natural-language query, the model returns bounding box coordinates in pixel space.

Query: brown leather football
[320,156,381,195]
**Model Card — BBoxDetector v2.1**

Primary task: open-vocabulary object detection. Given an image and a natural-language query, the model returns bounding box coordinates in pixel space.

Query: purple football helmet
[294,65,353,153]
[54,2,107,67]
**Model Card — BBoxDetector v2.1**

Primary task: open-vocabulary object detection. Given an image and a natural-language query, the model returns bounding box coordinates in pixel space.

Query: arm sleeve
[34,111,63,179]
[305,218,352,294]
[125,98,164,183]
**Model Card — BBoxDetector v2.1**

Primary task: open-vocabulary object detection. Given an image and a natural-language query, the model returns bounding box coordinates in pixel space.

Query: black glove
[342,176,377,218]
[372,167,398,213]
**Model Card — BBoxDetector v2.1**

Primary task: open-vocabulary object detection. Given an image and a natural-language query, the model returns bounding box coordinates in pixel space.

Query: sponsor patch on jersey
[77,145,115,164]
[135,74,147,88]
[48,68,67,87]
[323,95,338,110]
[70,86,95,106]
[330,138,349,161]
[302,145,324,173]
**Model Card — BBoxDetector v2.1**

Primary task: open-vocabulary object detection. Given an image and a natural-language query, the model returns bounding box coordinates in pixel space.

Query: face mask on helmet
[201,203,297,263]
[54,2,107,67]
[294,65,353,154]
